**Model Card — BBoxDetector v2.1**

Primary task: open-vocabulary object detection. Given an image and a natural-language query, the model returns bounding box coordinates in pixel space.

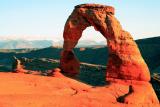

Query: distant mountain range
[0,40,106,49]
[2,36,160,49]
[0,40,53,49]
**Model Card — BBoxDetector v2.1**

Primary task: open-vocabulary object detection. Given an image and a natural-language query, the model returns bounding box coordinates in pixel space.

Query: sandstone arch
[60,4,150,81]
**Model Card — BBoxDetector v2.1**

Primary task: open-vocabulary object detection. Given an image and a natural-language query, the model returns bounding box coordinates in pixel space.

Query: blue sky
[0,0,160,41]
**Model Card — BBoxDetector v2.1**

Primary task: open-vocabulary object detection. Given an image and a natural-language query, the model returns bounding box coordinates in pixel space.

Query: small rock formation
[12,56,26,73]
[60,4,159,106]
[47,68,64,77]
[60,3,150,81]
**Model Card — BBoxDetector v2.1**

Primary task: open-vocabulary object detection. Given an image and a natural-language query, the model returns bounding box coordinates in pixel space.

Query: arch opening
[73,26,108,86]
[74,26,108,65]
[78,26,106,44]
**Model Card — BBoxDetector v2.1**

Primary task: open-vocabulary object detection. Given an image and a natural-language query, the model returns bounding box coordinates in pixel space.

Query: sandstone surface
[0,72,159,107]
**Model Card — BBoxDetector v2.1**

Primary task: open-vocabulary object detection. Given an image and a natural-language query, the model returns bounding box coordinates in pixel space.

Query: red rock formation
[60,4,150,81]
[12,56,26,73]
[60,4,159,105]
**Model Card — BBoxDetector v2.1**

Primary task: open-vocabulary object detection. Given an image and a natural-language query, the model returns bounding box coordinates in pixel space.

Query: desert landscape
[0,1,160,107]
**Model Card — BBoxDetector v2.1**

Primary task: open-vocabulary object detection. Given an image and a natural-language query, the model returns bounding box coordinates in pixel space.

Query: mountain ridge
[0,36,160,49]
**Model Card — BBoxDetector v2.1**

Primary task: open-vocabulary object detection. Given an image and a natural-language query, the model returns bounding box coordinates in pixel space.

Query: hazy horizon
[0,0,160,41]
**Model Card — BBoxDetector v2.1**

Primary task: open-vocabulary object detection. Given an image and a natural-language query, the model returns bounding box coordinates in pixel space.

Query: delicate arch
[60,4,150,81]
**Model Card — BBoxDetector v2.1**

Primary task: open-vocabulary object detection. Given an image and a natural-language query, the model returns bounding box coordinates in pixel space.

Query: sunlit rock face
[60,4,150,81]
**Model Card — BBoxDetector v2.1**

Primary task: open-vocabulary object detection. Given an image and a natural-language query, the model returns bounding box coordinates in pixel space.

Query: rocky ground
[0,72,159,107]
